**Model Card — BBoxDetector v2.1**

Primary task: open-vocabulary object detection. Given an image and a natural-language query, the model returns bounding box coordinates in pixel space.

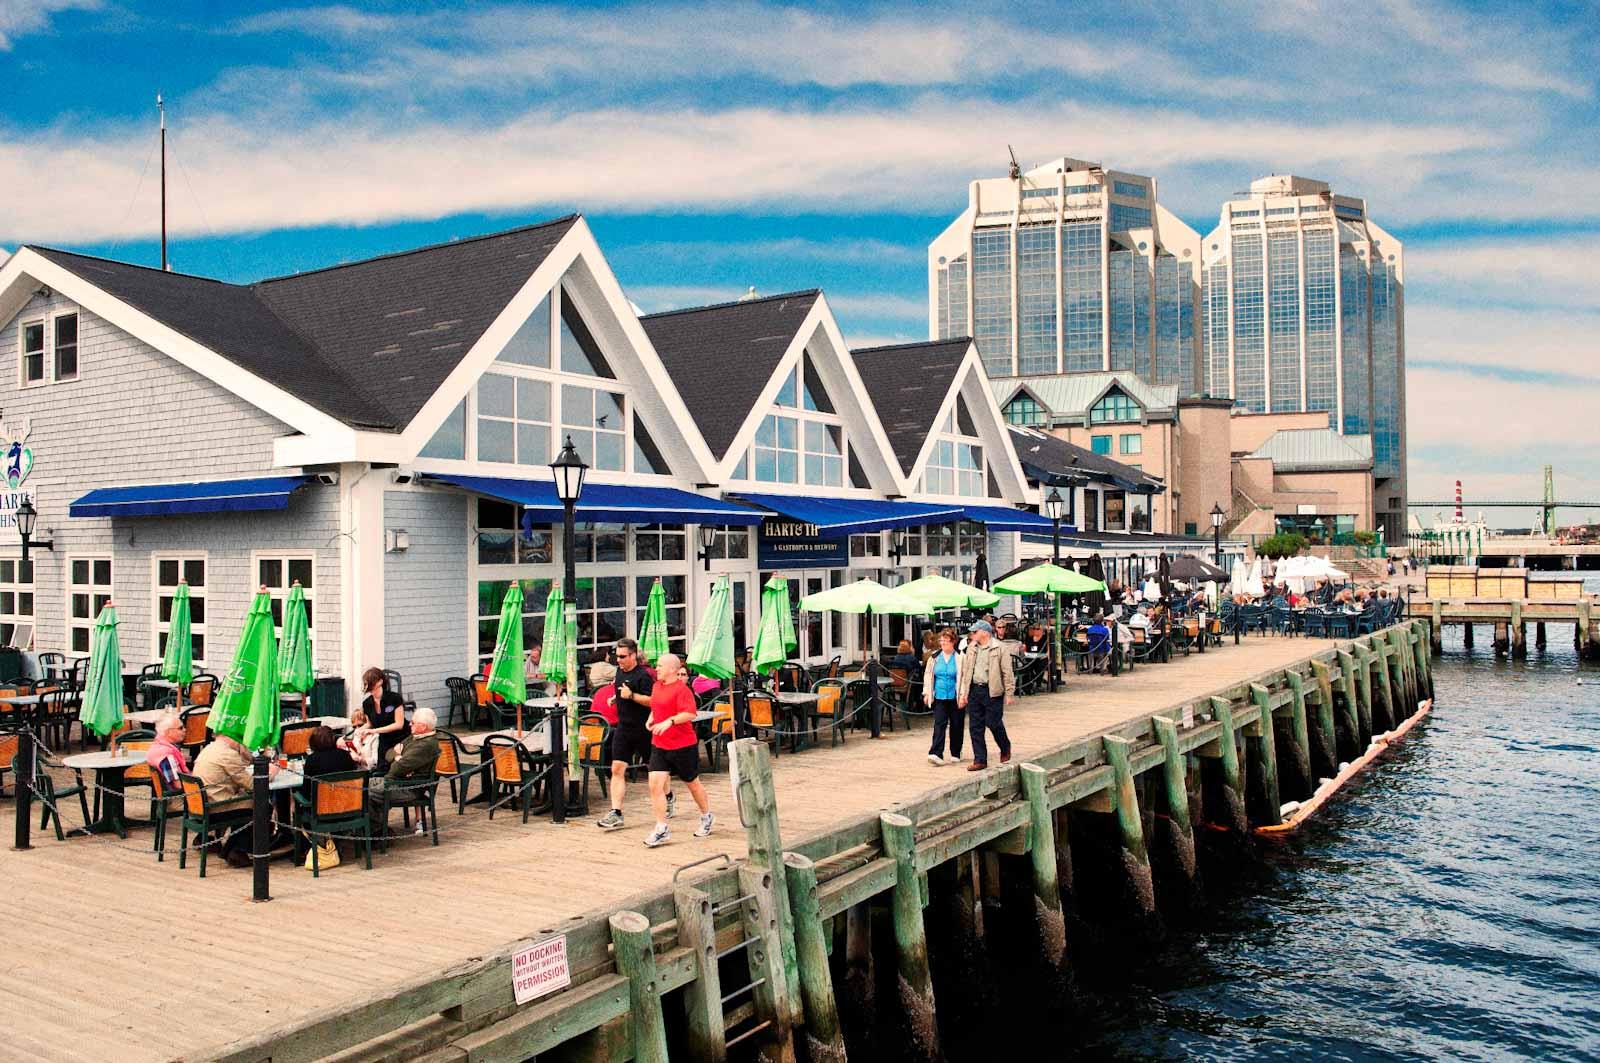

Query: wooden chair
[186,674,219,707]
[575,713,611,804]
[179,706,211,759]
[443,676,474,729]
[483,734,542,823]
[278,721,318,757]
[175,772,252,878]
[811,679,846,748]
[290,770,373,877]
[470,674,503,731]
[433,730,480,814]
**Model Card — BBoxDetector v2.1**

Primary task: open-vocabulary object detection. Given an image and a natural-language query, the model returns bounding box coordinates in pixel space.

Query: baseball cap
[969,620,995,634]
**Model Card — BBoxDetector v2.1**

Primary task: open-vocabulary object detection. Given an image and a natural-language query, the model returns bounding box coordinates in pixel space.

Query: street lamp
[888,530,906,568]
[549,435,588,824]
[1210,502,1225,569]
[1043,488,1065,693]
[698,524,719,572]
[15,499,52,564]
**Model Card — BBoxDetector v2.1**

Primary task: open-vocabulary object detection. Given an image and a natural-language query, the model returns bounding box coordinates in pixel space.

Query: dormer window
[1004,395,1045,426]
[1090,388,1140,424]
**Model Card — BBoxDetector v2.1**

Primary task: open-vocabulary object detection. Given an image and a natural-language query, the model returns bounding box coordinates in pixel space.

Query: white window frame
[19,317,47,388]
[0,555,35,651]
[920,411,985,497]
[252,551,317,663]
[151,552,208,667]
[66,554,114,656]
[52,310,80,382]
[746,354,850,488]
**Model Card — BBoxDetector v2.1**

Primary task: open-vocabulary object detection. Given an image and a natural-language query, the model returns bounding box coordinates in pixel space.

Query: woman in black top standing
[359,666,409,775]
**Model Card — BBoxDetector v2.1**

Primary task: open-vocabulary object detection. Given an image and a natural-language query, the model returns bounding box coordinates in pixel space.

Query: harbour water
[1060,584,1600,1060]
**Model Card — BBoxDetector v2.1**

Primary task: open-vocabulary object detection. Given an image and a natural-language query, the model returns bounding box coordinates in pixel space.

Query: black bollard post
[13,727,34,851]
[251,752,271,903]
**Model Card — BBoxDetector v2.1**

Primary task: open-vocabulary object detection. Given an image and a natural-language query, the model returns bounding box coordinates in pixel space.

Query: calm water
[1065,580,1600,1061]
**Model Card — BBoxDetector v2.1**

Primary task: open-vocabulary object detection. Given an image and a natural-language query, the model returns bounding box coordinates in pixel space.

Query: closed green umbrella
[161,581,194,710]
[278,581,314,718]
[687,574,736,680]
[539,581,568,687]
[900,573,1001,610]
[639,579,671,664]
[487,580,527,736]
[79,603,124,740]
[751,577,792,676]
[770,575,798,660]
[211,588,280,750]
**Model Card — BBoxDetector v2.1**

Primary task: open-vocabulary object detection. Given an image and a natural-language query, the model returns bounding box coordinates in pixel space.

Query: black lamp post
[888,530,906,568]
[15,499,52,564]
[698,524,719,572]
[1043,488,1065,694]
[549,435,588,824]
[1210,502,1225,570]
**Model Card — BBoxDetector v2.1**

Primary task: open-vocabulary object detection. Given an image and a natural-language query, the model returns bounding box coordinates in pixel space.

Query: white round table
[61,750,148,838]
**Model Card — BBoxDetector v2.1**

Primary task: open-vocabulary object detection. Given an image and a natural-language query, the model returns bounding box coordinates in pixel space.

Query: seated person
[1085,615,1113,657]
[145,710,189,794]
[1022,623,1048,654]
[371,707,441,796]
[303,725,359,778]
[192,733,278,868]
[1126,607,1150,629]
[889,639,921,673]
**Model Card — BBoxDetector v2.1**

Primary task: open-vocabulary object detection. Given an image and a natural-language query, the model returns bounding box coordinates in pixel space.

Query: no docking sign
[511,935,571,1005]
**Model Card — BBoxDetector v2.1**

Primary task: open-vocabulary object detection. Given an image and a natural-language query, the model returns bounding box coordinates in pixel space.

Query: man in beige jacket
[957,620,1015,771]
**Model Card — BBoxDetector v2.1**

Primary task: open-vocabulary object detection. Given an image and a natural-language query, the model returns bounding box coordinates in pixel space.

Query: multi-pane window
[67,557,113,654]
[921,439,984,497]
[1231,234,1266,413]
[849,534,883,559]
[703,527,750,561]
[802,422,844,487]
[573,522,627,564]
[53,313,78,381]
[1062,220,1103,373]
[633,525,686,562]
[633,575,686,654]
[753,414,799,483]
[1090,389,1140,424]
[1119,433,1143,455]
[256,554,315,654]
[476,500,554,566]
[21,321,45,384]
[1103,491,1127,531]
[1204,259,1231,398]
[750,353,847,487]
[1268,230,1302,412]
[1371,257,1401,477]
[1339,238,1371,435]
[1232,209,1261,218]
[1303,229,1337,414]
[1113,180,1147,199]
[1003,396,1045,426]
[1154,255,1194,391]
[937,255,968,341]
[1017,225,1057,374]
[0,558,34,650]
[1091,435,1112,455]
[476,577,551,669]
[1108,249,1146,375]
[477,373,551,466]
[576,576,627,655]
[561,385,626,472]
[1109,204,1152,232]
[1266,206,1297,217]
[154,555,206,664]
[972,229,1013,376]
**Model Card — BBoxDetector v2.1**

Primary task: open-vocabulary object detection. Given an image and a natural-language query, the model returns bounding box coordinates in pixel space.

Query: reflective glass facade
[1110,204,1153,232]
[1062,220,1104,372]
[1267,230,1301,411]
[1371,255,1401,476]
[1204,259,1230,397]
[1338,237,1370,434]
[1108,249,1138,374]
[1017,225,1058,374]
[1231,234,1266,412]
[1154,253,1195,392]
[1303,228,1336,418]
[936,254,968,341]
[972,229,1013,376]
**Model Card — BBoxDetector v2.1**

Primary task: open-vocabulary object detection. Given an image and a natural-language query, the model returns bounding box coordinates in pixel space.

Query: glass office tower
[929,156,1202,393]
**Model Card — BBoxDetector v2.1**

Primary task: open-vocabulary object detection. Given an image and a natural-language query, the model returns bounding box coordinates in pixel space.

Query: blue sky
[3,0,1597,522]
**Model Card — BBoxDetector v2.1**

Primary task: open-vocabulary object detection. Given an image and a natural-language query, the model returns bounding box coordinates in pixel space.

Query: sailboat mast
[158,93,168,272]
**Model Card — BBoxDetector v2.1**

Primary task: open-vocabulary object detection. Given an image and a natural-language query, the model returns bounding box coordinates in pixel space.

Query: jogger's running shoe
[597,809,624,831]
[644,824,670,848]
[694,812,714,838]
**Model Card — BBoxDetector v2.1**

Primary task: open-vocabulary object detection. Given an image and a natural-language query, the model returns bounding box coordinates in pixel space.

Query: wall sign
[0,419,35,543]
[756,517,847,569]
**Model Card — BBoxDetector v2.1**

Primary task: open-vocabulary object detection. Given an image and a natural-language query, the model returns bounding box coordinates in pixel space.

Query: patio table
[61,749,146,838]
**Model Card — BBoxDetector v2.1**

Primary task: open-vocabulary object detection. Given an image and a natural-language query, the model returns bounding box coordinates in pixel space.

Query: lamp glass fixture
[1210,502,1226,529]
[549,435,588,503]
[699,524,719,550]
[1043,488,1064,523]
[15,498,37,539]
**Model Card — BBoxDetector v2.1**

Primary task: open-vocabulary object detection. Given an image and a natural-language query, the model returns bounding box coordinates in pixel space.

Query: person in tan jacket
[956,620,1015,771]
[191,733,278,867]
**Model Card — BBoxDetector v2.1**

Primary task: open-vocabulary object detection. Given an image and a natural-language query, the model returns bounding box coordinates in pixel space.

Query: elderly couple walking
[922,620,1015,772]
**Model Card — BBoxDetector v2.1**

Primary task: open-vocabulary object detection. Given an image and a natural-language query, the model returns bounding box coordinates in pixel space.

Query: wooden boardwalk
[0,636,1343,1063]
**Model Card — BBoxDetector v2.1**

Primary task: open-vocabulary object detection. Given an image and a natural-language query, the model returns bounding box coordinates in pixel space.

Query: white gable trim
[0,249,356,450]
[905,343,1031,503]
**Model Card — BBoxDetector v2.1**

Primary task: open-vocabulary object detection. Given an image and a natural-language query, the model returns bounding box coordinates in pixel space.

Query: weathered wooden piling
[1366,645,1396,733]
[1511,600,1527,659]
[1385,628,1413,714]
[781,854,847,1063]
[735,741,805,1027]
[609,911,670,1063]
[736,865,795,1062]
[843,902,874,1023]
[1536,621,1547,648]
[1019,764,1069,971]
[1463,621,1475,650]
[879,812,939,1061]
[1202,695,1249,833]
[1338,647,1372,746]
[674,884,726,1062]
[1410,620,1434,701]
[1305,662,1341,777]
[1150,718,1199,891]
[1277,672,1314,798]
[1246,685,1283,824]
[1430,600,1444,651]
[1102,735,1156,917]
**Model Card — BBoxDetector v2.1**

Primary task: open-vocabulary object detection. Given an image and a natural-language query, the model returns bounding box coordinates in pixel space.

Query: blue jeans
[966,689,1011,766]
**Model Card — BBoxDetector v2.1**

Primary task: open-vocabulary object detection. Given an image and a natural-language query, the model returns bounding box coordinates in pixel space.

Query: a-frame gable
[907,343,1030,502]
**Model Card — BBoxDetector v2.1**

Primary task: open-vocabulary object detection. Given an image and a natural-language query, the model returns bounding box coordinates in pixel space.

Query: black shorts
[648,744,700,782]
[611,727,653,766]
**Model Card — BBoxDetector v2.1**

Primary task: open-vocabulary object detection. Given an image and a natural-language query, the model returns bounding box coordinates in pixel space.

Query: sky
[2,0,1597,525]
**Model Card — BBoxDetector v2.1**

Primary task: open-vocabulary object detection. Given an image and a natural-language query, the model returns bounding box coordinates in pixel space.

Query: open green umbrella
[900,573,1001,610]
[211,588,280,750]
[278,580,314,716]
[161,581,194,710]
[993,563,1106,596]
[539,581,568,687]
[79,603,124,740]
[799,579,929,736]
[751,576,796,676]
[638,578,671,664]
[687,574,736,680]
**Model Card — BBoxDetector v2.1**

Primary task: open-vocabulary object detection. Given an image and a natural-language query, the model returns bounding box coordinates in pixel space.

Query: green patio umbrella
[79,603,125,740]
[751,575,796,676]
[638,578,671,664]
[161,581,194,711]
[770,574,797,660]
[798,579,930,736]
[687,574,736,680]
[211,588,280,750]
[278,580,314,716]
[899,573,1001,610]
[539,581,568,687]
[995,564,1107,698]
[487,580,527,739]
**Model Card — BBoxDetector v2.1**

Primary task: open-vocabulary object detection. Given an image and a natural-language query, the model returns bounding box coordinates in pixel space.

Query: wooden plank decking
[0,636,1342,1063]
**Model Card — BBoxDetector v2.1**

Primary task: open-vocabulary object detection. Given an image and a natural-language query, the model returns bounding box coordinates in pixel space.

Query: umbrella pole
[1050,592,1060,694]
[516,704,524,741]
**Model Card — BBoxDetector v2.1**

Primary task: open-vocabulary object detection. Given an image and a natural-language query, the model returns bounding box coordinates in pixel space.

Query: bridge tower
[1543,465,1557,535]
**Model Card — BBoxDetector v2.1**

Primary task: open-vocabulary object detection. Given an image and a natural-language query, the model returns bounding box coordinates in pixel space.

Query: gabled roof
[850,338,970,478]
[639,290,820,460]
[1248,428,1373,472]
[1007,426,1165,493]
[991,372,1178,423]
[26,215,581,432]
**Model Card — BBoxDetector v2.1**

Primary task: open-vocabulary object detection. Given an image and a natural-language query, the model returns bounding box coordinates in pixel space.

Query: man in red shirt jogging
[644,654,714,848]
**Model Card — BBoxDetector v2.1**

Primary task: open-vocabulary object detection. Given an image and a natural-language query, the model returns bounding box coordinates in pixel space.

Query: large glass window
[1204,259,1231,398]
[1304,228,1337,414]
[937,254,968,341]
[476,500,554,566]
[67,556,112,654]
[633,524,686,562]
[1110,204,1152,232]
[703,527,750,561]
[477,373,550,465]
[496,296,551,368]
[634,575,686,655]
[1091,435,1112,455]
[921,439,983,496]
[1112,180,1148,199]
[1062,220,1103,373]
[753,414,799,483]
[256,554,316,652]
[419,399,466,460]
[575,576,627,655]
[558,292,614,378]
[1090,389,1140,424]
[1231,233,1266,413]
[561,385,626,472]
[1017,224,1057,374]
[1119,433,1142,455]
[1268,230,1302,412]
[1108,249,1147,375]
[476,578,550,669]
[0,557,34,650]
[750,354,848,487]
[972,229,1013,376]
[1104,491,1127,531]
[1003,396,1045,426]
[1340,234,1371,435]
[154,555,207,664]
[1371,257,1401,477]
[1154,255,1194,392]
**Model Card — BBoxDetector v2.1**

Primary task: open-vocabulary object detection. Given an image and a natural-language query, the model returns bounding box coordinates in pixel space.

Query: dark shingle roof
[1007,426,1165,493]
[28,215,580,431]
[851,338,971,478]
[640,291,819,460]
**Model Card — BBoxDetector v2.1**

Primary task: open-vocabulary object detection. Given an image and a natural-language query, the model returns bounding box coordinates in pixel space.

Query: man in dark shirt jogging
[597,638,673,830]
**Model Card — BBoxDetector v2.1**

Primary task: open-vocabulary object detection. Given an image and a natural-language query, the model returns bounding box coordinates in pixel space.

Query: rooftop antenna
[1006,145,1021,181]
[157,93,168,272]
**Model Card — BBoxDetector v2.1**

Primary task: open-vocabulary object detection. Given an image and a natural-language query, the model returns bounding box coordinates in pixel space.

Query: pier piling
[736,865,796,1062]
[1202,695,1250,833]
[674,883,726,1062]
[1511,601,1527,659]
[1150,718,1199,894]
[609,911,670,1063]
[1536,621,1547,649]
[1019,764,1069,971]
[781,854,847,1063]
[1366,645,1396,733]
[1430,601,1443,651]
[1279,672,1315,798]
[734,740,804,1027]
[1247,685,1283,825]
[1102,735,1157,917]
[1463,622,1475,650]
[1306,662,1341,778]
[880,813,940,1062]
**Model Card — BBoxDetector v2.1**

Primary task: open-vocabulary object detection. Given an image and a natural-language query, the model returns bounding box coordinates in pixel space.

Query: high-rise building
[1200,174,1406,539]
[928,156,1203,393]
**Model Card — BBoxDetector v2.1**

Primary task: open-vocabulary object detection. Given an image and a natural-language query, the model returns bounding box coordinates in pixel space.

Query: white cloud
[1407,235,1600,310]
[625,284,747,312]
[0,0,97,49]
[1407,303,1600,382]
[614,237,922,267]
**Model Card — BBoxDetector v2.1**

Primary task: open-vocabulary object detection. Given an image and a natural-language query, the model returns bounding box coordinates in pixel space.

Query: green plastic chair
[175,771,253,878]
[291,769,373,876]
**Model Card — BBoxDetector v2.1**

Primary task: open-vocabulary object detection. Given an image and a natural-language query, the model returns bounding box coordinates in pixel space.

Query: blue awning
[961,504,1074,534]
[732,492,963,538]
[70,476,314,518]
[425,474,764,526]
